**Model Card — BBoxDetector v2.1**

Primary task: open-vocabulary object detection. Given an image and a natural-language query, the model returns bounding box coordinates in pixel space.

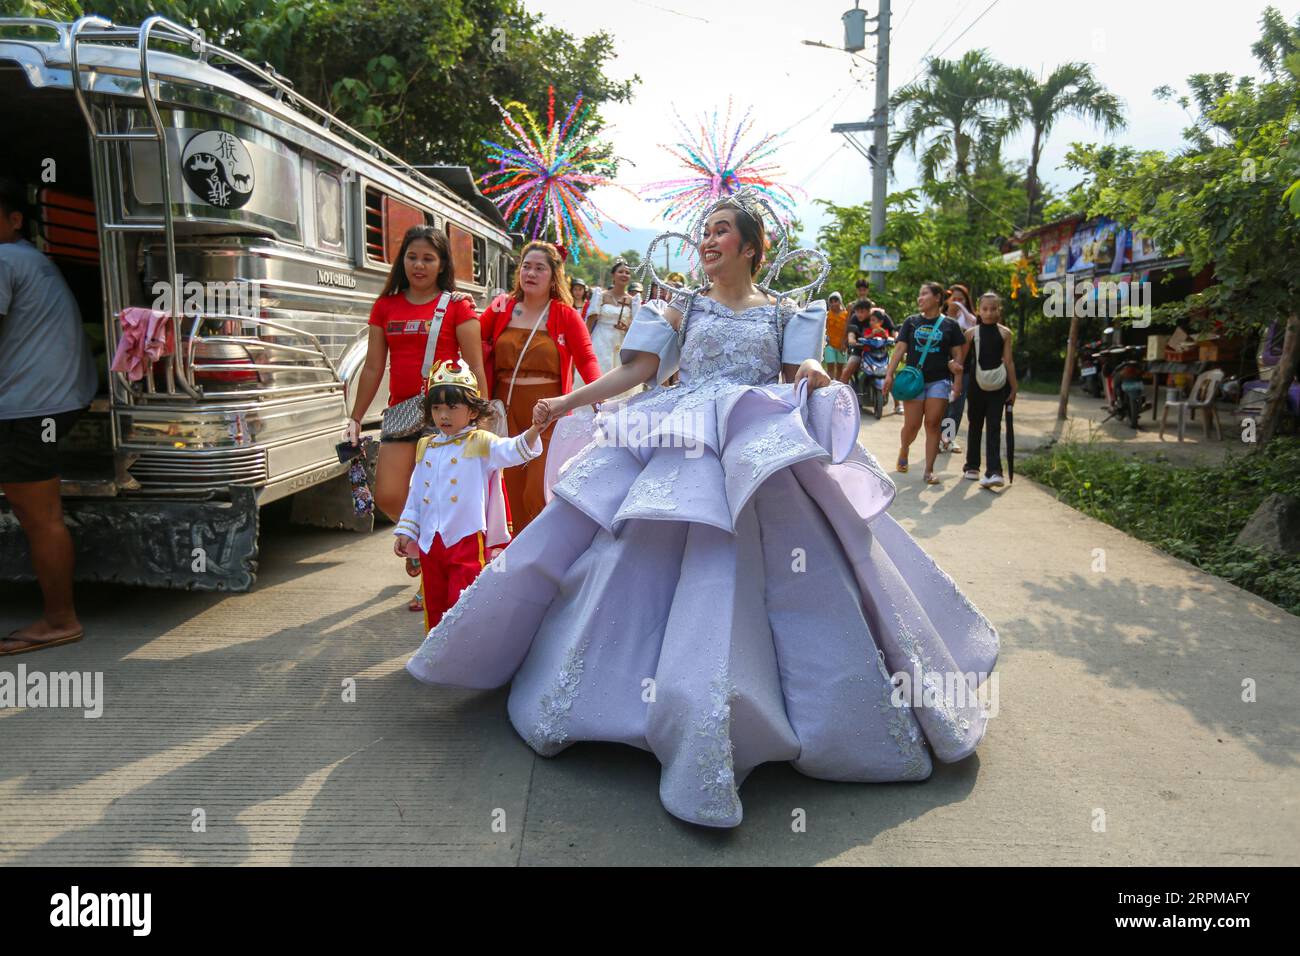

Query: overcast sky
[526,0,1290,250]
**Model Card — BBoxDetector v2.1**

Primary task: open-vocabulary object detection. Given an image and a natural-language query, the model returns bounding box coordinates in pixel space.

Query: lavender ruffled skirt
[407,379,999,827]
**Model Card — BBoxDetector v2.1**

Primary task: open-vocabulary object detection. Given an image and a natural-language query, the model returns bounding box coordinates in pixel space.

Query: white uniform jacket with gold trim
[394,426,542,553]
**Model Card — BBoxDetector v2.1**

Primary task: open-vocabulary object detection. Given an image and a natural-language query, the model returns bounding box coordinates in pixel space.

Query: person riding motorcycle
[841,299,895,417]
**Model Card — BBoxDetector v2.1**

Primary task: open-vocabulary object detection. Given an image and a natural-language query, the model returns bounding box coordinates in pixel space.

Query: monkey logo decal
[181,130,255,210]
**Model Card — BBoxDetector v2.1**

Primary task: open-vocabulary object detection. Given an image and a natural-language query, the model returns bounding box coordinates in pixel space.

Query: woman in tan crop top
[480,242,601,535]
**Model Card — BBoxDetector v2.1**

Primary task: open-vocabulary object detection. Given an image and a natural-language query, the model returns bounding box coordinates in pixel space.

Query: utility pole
[869,0,890,294]
[834,1,891,293]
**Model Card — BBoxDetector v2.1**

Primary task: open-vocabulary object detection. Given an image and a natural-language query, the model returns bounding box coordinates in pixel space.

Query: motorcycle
[856,334,892,420]
[1078,334,1106,398]
[1098,343,1148,428]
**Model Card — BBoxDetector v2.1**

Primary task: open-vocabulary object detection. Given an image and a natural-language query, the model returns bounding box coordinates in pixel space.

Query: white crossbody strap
[418,292,452,387]
[505,301,550,409]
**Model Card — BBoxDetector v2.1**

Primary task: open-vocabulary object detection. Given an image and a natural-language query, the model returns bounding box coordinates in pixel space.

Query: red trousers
[419,530,487,633]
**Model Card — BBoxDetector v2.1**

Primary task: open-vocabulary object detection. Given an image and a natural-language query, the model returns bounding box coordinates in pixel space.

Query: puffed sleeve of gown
[618,297,682,386]
[780,298,828,367]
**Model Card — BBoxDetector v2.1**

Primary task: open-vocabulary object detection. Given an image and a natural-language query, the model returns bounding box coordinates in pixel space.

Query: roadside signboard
[859,244,899,272]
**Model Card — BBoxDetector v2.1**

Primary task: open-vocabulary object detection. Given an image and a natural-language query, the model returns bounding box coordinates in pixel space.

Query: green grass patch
[1016,378,1066,395]
[1019,437,1300,614]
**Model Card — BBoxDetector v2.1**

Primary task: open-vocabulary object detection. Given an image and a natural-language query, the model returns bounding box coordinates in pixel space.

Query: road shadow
[0,515,444,864]
[513,739,982,865]
[0,512,374,644]
[1008,569,1298,768]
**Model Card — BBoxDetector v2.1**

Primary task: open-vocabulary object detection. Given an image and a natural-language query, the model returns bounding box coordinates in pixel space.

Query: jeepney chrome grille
[128,449,268,487]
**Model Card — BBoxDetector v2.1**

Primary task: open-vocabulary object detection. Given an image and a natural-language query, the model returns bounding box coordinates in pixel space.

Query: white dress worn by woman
[577,288,641,399]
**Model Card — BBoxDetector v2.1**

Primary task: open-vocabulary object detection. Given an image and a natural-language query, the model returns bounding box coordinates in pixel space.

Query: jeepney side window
[364,186,385,263]
[365,186,425,264]
[447,222,475,287]
[315,170,343,249]
[473,235,487,286]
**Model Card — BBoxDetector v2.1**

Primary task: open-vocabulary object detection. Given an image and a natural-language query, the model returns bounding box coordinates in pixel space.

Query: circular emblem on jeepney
[181,130,255,210]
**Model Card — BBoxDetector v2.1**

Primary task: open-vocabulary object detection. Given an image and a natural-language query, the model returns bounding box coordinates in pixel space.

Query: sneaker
[980,473,1005,488]
[894,403,904,414]
[963,469,980,480]
[949,441,962,453]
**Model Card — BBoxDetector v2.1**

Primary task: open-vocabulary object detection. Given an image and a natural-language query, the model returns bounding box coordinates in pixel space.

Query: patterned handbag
[380,292,451,440]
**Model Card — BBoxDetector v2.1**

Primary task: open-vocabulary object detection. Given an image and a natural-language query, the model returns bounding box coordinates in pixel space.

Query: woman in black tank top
[962,292,1018,487]
[975,322,1004,372]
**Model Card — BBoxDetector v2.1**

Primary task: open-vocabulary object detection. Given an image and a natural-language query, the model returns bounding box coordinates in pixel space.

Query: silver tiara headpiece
[637,186,830,305]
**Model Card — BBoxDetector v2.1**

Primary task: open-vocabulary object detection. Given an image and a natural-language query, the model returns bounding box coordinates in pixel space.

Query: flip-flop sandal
[924,472,941,485]
[0,630,84,656]
[404,557,421,577]
[896,457,909,473]
[408,591,424,613]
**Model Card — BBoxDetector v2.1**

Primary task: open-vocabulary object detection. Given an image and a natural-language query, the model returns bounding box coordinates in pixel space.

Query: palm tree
[1005,63,1125,226]
[889,50,1013,184]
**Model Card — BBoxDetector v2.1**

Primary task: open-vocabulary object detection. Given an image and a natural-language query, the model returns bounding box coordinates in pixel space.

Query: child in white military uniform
[394,359,543,632]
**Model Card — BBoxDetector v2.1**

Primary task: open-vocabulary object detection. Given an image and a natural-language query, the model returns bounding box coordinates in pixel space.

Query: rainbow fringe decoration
[478,86,630,264]
[641,99,804,232]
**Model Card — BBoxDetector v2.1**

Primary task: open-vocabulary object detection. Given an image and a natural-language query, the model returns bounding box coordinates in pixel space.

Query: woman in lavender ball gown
[406,190,999,828]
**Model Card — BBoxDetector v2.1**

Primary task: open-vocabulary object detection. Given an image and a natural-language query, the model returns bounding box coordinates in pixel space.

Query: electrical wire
[932,0,1005,61]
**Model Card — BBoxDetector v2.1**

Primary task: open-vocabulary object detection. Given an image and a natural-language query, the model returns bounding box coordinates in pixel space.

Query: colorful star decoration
[478,87,631,263]
[641,99,804,232]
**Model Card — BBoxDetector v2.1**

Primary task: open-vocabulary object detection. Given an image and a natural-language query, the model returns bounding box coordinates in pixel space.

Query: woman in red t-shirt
[344,225,481,609]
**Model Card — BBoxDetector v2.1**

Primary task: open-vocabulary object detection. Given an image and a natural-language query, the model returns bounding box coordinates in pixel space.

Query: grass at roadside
[1017,378,1065,395]
[1020,437,1300,614]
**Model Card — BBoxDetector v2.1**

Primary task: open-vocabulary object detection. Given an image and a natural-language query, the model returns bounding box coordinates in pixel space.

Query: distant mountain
[588,223,693,273]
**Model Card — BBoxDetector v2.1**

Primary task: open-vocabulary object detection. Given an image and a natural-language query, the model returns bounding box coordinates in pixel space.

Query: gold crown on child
[428,358,479,396]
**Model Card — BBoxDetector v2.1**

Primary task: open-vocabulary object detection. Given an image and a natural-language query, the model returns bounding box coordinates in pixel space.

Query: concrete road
[1007,387,1244,466]
[1,403,1296,865]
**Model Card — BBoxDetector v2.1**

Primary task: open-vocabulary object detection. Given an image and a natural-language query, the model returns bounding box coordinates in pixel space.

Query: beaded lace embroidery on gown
[407,290,999,828]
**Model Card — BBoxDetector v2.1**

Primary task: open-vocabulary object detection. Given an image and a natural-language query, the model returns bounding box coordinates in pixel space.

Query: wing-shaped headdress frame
[637,186,830,308]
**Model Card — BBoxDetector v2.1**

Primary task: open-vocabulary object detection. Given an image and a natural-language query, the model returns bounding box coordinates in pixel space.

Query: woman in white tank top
[578,257,641,399]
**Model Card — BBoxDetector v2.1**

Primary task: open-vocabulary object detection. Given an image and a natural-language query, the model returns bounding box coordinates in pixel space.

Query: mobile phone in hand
[336,440,363,464]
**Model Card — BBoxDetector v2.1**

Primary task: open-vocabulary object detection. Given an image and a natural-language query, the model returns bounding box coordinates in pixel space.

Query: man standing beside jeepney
[0,176,97,655]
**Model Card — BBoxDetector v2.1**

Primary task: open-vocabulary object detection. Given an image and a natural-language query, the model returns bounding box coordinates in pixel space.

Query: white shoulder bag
[973,326,1009,391]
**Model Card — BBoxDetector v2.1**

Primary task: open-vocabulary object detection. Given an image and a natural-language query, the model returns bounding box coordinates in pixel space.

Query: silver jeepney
[0,15,515,590]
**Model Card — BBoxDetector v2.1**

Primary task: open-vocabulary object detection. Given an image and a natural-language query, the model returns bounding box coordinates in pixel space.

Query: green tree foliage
[564,246,611,289]
[889,50,1010,183]
[1003,62,1125,227]
[815,163,1023,322]
[1054,7,1300,443]
[2,0,637,173]
[1058,8,1300,336]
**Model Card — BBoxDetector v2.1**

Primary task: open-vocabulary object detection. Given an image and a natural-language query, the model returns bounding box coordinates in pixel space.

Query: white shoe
[963,469,980,480]
[980,473,1005,488]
